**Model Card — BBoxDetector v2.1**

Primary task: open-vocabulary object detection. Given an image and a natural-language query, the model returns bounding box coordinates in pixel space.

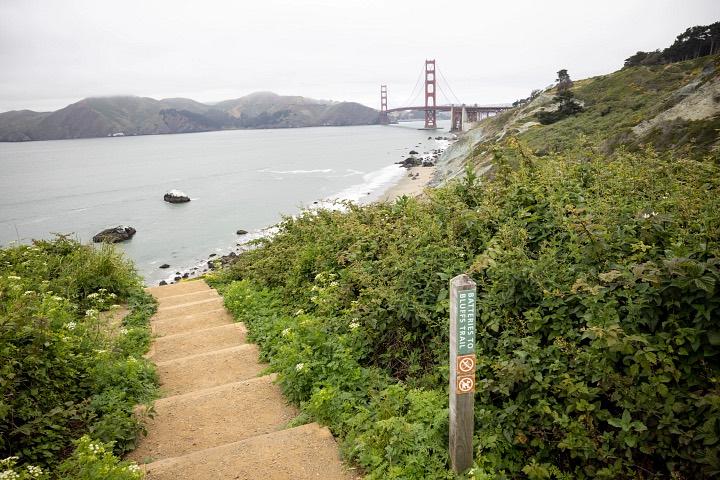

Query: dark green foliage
[0,237,157,473]
[625,22,720,67]
[536,90,584,125]
[212,142,720,478]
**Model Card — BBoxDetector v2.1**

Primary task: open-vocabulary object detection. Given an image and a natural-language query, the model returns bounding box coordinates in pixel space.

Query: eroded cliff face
[433,55,720,186]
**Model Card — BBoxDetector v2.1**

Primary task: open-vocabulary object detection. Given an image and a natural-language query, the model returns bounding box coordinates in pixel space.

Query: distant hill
[0,93,379,141]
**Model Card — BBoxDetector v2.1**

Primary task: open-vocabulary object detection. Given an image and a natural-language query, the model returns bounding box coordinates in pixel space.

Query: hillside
[207,54,720,478]
[435,55,719,186]
[0,93,379,141]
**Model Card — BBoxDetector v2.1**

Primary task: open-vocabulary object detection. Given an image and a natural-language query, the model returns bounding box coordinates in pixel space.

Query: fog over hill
[0,92,379,142]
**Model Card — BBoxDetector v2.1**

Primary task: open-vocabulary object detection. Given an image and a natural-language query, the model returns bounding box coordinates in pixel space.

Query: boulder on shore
[164,190,190,203]
[397,156,421,168]
[92,226,136,243]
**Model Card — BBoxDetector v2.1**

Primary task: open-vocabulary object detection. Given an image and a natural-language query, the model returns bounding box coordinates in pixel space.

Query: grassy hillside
[443,55,719,184]
[210,56,720,479]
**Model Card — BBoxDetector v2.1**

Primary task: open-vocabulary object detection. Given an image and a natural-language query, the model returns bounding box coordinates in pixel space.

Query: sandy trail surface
[128,280,357,479]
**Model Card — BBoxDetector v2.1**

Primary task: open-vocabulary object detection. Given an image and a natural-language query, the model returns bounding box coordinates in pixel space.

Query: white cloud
[0,0,718,112]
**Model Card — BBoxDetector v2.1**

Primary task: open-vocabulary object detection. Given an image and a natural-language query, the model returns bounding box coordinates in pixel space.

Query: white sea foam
[325,163,406,205]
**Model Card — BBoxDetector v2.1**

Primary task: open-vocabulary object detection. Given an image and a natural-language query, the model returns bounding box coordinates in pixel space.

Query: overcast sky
[0,0,718,112]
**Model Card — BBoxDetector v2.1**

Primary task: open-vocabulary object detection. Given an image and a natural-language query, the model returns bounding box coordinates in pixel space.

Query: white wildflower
[52,295,63,301]
[349,321,360,330]
[87,292,99,299]
[295,363,305,372]
[26,465,43,477]
[120,328,129,335]
[127,464,140,473]
[23,290,35,296]
[0,470,20,480]
[88,442,104,454]
[64,322,76,331]
[281,328,291,336]
[85,308,98,317]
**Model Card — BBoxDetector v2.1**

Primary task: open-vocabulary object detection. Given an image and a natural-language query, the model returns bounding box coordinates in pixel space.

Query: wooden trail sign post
[449,274,477,473]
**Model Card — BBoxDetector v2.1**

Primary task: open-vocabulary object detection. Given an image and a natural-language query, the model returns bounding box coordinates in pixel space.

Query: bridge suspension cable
[437,68,462,105]
[398,64,425,109]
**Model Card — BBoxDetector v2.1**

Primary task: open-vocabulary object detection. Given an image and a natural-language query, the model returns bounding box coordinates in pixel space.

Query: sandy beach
[380,166,436,202]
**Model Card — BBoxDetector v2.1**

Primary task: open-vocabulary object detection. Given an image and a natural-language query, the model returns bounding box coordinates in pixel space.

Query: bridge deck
[386,105,511,113]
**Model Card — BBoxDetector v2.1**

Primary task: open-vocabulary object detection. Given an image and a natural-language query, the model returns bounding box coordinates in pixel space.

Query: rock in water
[92,226,136,243]
[164,189,190,203]
[159,263,170,269]
[236,229,248,235]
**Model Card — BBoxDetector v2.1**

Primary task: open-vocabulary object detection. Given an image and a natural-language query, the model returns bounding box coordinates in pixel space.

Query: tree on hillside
[536,70,583,125]
[557,69,573,91]
[624,21,719,67]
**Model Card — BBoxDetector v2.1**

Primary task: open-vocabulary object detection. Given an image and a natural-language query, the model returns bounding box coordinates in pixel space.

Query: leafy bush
[0,237,156,476]
[57,436,143,480]
[213,141,720,478]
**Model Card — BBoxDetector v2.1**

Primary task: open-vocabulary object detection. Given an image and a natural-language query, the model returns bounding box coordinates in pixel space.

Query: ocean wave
[324,164,405,205]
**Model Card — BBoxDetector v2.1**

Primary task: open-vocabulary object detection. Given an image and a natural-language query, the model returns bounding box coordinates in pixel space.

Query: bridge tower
[424,59,437,129]
[379,85,389,125]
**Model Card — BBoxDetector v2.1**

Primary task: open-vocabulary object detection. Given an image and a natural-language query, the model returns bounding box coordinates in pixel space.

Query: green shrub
[0,237,156,475]
[56,436,143,479]
[214,142,720,478]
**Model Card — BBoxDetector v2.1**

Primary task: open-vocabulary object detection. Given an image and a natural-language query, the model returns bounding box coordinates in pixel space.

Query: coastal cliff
[433,54,720,185]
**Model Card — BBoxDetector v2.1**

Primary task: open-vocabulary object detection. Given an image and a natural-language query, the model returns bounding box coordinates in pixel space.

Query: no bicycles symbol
[456,375,475,394]
[457,354,476,374]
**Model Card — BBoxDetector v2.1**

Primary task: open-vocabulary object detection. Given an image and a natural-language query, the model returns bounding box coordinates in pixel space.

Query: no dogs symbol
[457,354,476,374]
[457,375,475,394]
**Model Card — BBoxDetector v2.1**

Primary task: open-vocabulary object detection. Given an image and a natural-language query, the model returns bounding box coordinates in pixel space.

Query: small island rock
[164,189,190,203]
[236,229,248,235]
[159,263,170,269]
[92,226,136,243]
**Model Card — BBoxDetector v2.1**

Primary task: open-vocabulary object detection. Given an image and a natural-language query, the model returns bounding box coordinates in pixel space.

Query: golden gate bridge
[379,59,511,131]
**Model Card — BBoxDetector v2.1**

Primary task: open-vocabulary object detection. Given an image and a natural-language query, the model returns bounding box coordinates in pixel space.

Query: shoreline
[154,133,454,286]
[379,165,436,202]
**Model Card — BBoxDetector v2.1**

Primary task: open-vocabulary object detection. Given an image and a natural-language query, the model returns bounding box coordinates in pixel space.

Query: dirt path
[128,280,357,479]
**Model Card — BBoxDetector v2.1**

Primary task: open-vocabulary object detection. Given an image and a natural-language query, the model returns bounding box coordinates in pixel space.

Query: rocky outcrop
[92,226,136,243]
[164,190,190,203]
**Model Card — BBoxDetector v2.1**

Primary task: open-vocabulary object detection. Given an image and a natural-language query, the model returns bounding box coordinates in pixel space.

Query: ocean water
[0,121,448,285]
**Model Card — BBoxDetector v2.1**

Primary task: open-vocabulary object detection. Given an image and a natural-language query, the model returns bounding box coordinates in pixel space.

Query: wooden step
[146,280,211,299]
[156,289,220,309]
[153,297,225,321]
[142,423,356,480]
[151,308,234,337]
[156,344,264,396]
[148,323,247,363]
[127,375,297,462]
